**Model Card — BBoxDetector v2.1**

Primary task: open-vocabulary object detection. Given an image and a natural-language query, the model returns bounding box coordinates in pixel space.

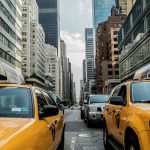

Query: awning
[0,61,24,84]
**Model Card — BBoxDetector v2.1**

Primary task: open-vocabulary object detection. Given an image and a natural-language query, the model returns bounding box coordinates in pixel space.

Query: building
[118,0,150,81]
[21,0,39,78]
[73,82,76,103]
[115,0,136,15]
[60,40,70,101]
[0,0,22,75]
[36,0,60,56]
[85,28,95,89]
[45,44,62,97]
[30,21,46,81]
[96,12,126,93]
[92,0,115,28]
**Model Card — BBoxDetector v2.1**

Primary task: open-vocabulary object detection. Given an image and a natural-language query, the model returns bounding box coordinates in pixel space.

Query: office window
[133,21,144,40]
[132,0,143,23]
[147,13,150,29]
[108,64,112,68]
[108,71,113,75]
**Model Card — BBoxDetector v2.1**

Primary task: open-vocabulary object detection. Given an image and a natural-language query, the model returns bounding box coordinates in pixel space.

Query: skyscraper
[36,0,60,56]
[85,28,95,84]
[115,0,136,15]
[0,0,22,71]
[92,0,115,28]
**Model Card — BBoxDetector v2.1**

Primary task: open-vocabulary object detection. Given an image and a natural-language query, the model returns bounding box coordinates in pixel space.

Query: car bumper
[88,112,103,122]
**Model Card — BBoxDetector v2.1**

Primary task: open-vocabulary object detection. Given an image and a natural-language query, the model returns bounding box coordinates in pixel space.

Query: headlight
[89,106,97,112]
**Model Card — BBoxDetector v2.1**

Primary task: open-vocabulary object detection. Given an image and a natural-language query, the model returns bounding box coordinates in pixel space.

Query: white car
[84,94,109,127]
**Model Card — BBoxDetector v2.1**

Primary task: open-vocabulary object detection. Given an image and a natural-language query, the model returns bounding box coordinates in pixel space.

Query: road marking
[70,137,76,150]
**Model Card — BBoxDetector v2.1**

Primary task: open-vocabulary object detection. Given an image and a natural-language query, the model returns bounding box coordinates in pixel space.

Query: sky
[60,0,92,101]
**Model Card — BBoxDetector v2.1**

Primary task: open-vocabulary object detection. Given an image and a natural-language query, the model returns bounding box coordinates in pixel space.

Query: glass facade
[85,28,95,82]
[36,0,60,56]
[119,37,150,79]
[92,0,115,28]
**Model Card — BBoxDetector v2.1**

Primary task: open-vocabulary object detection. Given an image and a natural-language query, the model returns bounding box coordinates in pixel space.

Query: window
[42,91,56,105]
[114,44,118,48]
[112,86,120,96]
[35,89,48,113]
[147,13,150,29]
[132,82,150,103]
[0,87,33,118]
[113,31,118,35]
[114,38,117,41]
[108,64,112,68]
[115,71,119,75]
[108,71,113,75]
[114,51,118,55]
[114,64,119,68]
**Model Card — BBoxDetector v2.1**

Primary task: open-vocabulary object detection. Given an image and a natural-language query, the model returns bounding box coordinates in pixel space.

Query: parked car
[47,92,65,114]
[80,100,87,119]
[84,94,109,127]
[103,65,150,150]
[0,84,65,150]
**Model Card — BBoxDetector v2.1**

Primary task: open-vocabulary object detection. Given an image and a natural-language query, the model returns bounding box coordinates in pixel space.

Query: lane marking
[70,137,76,150]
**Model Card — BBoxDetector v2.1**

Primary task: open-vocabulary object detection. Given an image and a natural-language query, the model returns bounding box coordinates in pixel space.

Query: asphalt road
[64,108,105,150]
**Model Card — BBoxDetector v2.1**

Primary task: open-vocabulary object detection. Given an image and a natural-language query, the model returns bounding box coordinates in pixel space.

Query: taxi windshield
[0,87,33,118]
[132,82,150,103]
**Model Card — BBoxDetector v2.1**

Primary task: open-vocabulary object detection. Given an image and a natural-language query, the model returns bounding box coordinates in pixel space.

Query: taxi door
[34,89,55,150]
[41,91,63,150]
[111,85,127,144]
[106,86,121,135]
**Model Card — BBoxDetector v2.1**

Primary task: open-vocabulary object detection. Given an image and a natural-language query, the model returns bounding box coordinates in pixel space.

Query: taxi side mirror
[39,105,59,119]
[110,96,125,106]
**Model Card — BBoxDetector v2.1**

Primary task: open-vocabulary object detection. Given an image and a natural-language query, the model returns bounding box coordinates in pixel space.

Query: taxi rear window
[0,87,33,118]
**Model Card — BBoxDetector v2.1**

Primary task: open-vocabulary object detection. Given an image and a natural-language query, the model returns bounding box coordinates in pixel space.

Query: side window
[35,89,48,113]
[118,85,127,103]
[112,86,121,96]
[56,96,61,104]
[42,91,56,106]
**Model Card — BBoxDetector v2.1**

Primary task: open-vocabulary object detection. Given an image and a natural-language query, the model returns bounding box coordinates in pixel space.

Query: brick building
[95,11,126,93]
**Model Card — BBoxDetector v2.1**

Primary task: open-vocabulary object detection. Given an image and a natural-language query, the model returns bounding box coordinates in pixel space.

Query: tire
[86,117,91,128]
[126,134,140,150]
[57,131,64,150]
[81,111,84,119]
[103,122,111,150]
[84,115,86,123]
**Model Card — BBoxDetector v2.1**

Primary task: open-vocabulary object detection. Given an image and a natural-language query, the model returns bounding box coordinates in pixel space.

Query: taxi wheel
[126,134,140,150]
[87,117,91,128]
[84,115,86,123]
[81,111,84,119]
[103,123,111,150]
[57,132,64,150]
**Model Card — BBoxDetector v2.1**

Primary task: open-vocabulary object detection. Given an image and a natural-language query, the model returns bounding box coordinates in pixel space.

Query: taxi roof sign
[133,64,150,80]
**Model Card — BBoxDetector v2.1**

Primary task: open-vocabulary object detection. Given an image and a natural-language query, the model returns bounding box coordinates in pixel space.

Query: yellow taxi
[103,64,150,150]
[0,84,65,150]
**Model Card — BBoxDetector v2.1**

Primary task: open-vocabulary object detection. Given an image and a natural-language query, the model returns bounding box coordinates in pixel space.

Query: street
[64,109,104,150]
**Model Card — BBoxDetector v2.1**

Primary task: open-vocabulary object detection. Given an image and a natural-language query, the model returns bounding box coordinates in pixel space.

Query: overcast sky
[60,0,92,101]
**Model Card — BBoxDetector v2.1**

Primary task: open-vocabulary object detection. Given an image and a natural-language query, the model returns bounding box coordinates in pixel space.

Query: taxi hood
[0,118,34,141]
